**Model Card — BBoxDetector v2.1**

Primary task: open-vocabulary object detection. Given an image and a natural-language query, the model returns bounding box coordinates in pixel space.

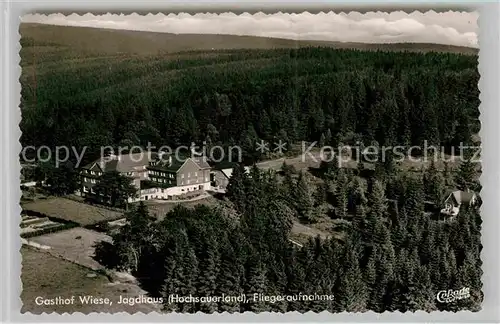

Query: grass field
[144,196,218,220]
[22,198,124,226]
[21,246,163,314]
[28,227,111,270]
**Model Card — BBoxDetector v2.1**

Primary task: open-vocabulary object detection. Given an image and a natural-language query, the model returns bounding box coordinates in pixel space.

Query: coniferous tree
[216,239,244,313]
[244,256,268,312]
[92,170,138,209]
[162,253,181,312]
[294,171,317,223]
[106,202,156,272]
[363,244,378,295]
[335,169,349,219]
[414,266,437,312]
[43,160,80,196]
[319,152,339,179]
[348,176,368,209]
[226,163,249,212]
[196,237,220,313]
[281,161,296,201]
[455,149,478,191]
[369,222,396,312]
[325,128,333,145]
[443,161,454,187]
[391,248,414,312]
[285,250,307,312]
[424,160,445,205]
[337,239,368,312]
[369,180,388,220]
[318,132,326,148]
[404,176,425,217]
[178,246,199,313]
[161,231,192,312]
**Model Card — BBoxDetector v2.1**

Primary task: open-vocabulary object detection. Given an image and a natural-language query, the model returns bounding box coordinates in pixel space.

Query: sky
[22,11,478,48]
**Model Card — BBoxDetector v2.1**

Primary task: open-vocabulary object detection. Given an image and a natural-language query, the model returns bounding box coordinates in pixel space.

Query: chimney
[191,142,203,157]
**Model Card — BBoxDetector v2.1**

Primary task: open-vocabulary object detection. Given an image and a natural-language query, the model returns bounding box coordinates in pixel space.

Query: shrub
[21,222,78,238]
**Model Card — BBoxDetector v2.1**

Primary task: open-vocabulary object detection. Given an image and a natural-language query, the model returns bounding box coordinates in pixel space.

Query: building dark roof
[192,156,211,169]
[83,152,157,173]
[83,151,211,174]
[148,158,185,172]
[148,154,210,173]
[445,189,477,204]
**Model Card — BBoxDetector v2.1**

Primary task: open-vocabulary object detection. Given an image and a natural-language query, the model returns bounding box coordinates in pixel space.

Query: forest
[21,35,482,311]
[95,157,482,313]
[20,47,479,165]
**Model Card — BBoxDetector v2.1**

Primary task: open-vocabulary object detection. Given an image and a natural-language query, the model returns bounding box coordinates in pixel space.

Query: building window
[194,172,197,177]
[181,174,185,179]
[188,172,191,178]
[187,179,190,184]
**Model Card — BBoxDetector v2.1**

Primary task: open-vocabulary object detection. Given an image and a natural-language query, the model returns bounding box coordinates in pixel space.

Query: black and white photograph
[18,10,482,314]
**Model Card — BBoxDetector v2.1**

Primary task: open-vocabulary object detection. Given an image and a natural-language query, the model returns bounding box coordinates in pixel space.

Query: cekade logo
[436,287,471,303]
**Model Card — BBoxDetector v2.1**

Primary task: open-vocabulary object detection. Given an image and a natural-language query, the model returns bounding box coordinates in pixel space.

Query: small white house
[440,190,477,217]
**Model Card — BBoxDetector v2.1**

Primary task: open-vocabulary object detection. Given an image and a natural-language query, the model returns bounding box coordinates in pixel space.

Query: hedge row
[21,222,79,239]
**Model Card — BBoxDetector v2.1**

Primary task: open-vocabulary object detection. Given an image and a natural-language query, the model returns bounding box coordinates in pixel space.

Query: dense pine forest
[21,35,479,165]
[96,159,482,313]
[21,24,482,312]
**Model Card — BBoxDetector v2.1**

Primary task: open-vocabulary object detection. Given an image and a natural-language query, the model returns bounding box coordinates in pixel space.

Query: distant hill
[20,22,478,61]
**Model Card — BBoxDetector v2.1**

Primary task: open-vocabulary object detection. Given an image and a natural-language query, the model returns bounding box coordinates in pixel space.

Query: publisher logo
[436,287,471,303]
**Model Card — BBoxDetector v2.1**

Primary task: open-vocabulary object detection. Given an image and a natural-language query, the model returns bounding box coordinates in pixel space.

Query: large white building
[80,151,212,202]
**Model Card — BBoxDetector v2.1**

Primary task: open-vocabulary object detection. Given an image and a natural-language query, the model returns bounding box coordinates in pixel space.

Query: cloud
[22,11,478,48]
